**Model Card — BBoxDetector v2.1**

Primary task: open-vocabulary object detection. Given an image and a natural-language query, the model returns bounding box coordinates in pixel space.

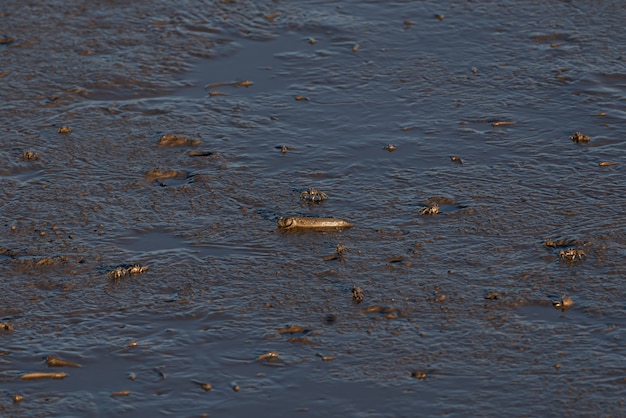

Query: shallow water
[2,0,626,416]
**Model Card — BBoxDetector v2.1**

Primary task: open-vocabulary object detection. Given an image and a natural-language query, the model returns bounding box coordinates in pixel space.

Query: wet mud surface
[2,1,626,416]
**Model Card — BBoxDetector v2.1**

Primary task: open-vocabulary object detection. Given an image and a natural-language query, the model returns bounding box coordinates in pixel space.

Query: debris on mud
[257,351,283,364]
[46,355,81,368]
[208,90,229,97]
[491,121,516,127]
[187,150,213,157]
[205,80,253,89]
[157,134,200,147]
[361,305,398,319]
[277,325,311,335]
[11,255,73,273]
[0,36,15,45]
[257,351,280,361]
[316,352,337,361]
[145,169,187,183]
[20,372,67,380]
[543,238,583,248]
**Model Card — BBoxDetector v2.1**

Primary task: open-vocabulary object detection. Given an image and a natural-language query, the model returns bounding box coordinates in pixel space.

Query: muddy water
[2,0,625,416]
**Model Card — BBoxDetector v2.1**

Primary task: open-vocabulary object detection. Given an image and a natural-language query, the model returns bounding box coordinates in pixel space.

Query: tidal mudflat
[1,1,625,416]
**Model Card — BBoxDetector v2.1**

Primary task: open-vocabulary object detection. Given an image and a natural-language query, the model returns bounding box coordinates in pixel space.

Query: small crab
[276,145,295,153]
[300,188,328,202]
[1,322,14,331]
[419,204,439,215]
[570,132,590,143]
[57,126,72,134]
[22,151,40,161]
[335,244,348,255]
[552,295,574,311]
[127,265,148,275]
[323,243,348,261]
[352,286,364,304]
[411,370,428,379]
[558,248,585,262]
[108,264,148,279]
[383,144,396,152]
[108,267,127,279]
